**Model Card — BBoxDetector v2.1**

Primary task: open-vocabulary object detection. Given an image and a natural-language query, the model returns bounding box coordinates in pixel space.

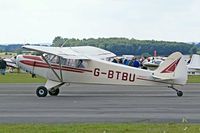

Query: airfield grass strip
[0,123,200,133]
[187,75,200,83]
[0,73,200,83]
[0,73,46,83]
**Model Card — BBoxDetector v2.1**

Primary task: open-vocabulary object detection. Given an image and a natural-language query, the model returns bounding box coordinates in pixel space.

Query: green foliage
[16,49,22,55]
[32,51,42,56]
[142,52,152,57]
[195,44,200,54]
[0,44,22,52]
[0,123,199,133]
[52,36,65,47]
[187,75,200,83]
[189,46,198,54]
[0,73,46,83]
[52,36,197,55]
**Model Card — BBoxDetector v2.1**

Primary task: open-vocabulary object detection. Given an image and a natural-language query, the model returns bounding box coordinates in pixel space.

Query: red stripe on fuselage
[19,60,93,73]
[23,55,43,61]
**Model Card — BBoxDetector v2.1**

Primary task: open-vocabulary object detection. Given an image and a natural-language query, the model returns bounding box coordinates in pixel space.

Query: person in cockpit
[76,59,84,68]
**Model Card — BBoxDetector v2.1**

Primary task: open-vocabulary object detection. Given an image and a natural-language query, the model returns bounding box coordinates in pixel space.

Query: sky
[0,0,200,44]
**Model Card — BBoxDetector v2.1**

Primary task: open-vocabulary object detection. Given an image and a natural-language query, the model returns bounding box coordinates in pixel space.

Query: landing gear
[36,80,65,97]
[49,88,60,96]
[177,91,183,97]
[36,86,48,97]
[36,86,60,97]
[168,86,183,97]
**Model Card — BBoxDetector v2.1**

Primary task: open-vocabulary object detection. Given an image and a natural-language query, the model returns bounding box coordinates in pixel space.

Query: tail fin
[153,52,188,85]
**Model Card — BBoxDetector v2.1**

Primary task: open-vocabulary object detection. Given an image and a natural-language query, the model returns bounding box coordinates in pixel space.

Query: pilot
[76,60,84,68]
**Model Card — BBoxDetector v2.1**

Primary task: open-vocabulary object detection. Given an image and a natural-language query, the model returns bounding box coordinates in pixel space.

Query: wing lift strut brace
[41,54,63,82]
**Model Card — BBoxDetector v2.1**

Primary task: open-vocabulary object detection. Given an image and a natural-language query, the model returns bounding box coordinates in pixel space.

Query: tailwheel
[36,86,48,97]
[49,88,60,96]
[168,86,183,97]
[177,91,183,97]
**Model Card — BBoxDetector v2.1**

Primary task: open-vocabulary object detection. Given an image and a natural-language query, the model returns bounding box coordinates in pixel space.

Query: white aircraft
[3,57,18,68]
[16,46,188,97]
[187,54,200,75]
[142,56,165,70]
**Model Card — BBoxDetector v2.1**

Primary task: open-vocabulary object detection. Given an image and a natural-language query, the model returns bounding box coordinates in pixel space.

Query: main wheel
[36,86,48,97]
[177,91,183,97]
[49,88,60,96]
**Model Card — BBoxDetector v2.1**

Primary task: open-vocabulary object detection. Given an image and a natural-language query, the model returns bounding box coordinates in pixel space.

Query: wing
[70,46,116,59]
[22,46,116,60]
[22,45,89,59]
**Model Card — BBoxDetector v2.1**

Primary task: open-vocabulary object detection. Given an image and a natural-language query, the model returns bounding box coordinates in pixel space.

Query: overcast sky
[0,0,200,44]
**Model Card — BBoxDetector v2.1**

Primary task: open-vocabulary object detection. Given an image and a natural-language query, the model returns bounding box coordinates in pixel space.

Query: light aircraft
[16,46,188,97]
[3,57,18,73]
[3,57,18,68]
[187,54,200,75]
[142,56,165,70]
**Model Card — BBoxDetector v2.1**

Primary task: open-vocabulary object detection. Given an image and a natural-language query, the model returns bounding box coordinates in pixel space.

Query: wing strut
[41,55,63,82]
[58,56,63,81]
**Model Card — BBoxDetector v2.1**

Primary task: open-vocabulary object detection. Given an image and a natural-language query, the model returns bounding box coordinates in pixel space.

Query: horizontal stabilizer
[152,75,174,81]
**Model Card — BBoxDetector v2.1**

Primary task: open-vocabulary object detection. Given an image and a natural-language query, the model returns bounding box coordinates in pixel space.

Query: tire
[36,86,48,97]
[49,88,60,96]
[177,91,183,97]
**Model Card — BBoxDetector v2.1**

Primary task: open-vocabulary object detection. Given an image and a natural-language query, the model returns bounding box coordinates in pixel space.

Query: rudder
[153,52,187,85]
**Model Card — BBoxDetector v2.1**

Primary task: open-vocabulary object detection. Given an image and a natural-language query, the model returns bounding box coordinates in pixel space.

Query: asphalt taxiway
[0,83,200,123]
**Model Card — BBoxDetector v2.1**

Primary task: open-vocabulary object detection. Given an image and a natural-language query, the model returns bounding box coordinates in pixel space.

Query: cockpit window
[44,54,87,68]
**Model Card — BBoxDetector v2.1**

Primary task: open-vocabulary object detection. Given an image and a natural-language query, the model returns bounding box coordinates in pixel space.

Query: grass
[0,72,200,83]
[0,52,17,58]
[187,75,200,83]
[0,72,46,83]
[0,123,200,133]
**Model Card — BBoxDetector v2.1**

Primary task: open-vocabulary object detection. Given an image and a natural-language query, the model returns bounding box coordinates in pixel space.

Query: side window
[76,60,88,68]
[45,55,88,68]
[60,58,67,65]
[60,59,77,67]
[76,60,84,68]
[48,55,58,64]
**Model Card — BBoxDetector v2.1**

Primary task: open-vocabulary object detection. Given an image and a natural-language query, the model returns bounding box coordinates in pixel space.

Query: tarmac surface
[0,83,200,123]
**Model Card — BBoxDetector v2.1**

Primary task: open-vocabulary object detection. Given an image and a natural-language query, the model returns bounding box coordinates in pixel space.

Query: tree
[52,36,65,47]
[189,46,197,54]
[51,37,196,55]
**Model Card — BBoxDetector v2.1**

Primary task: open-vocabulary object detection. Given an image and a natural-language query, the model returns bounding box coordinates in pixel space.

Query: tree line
[52,36,198,56]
